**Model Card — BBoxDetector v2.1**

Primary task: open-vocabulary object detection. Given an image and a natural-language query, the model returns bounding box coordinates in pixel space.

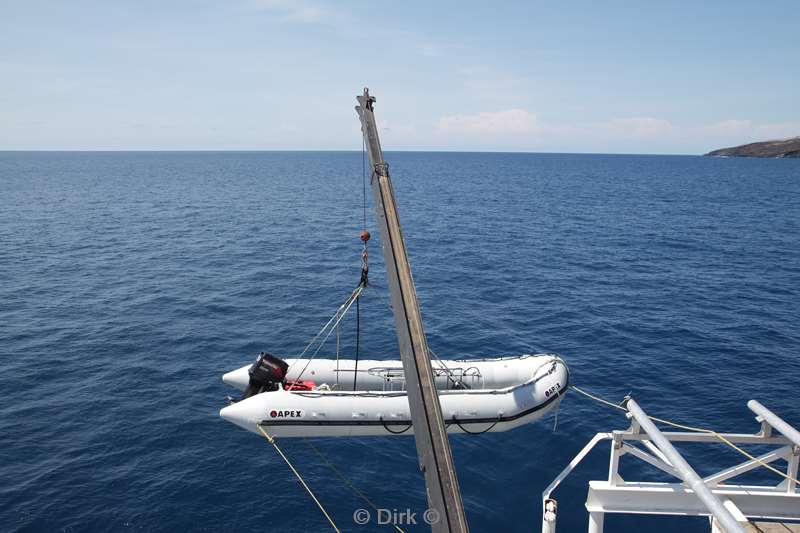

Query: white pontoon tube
[219,354,569,438]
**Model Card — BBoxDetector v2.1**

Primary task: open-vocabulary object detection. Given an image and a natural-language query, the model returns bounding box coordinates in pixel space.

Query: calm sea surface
[1,151,798,532]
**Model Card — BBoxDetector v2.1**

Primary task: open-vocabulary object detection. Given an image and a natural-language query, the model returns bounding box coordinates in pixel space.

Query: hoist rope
[362,127,367,229]
[352,134,369,391]
[570,385,800,485]
[428,346,462,389]
[289,138,372,391]
[288,284,363,389]
[353,296,360,390]
[257,426,341,532]
[295,285,362,361]
[303,439,406,533]
[290,285,362,364]
[335,323,340,387]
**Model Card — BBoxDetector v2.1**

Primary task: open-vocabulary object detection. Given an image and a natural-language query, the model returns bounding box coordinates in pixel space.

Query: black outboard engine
[242,352,289,399]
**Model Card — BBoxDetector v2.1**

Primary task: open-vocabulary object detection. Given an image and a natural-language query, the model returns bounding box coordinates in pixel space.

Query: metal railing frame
[541,398,799,533]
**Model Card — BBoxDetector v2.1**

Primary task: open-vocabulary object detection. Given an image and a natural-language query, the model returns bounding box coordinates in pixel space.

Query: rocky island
[705,137,800,158]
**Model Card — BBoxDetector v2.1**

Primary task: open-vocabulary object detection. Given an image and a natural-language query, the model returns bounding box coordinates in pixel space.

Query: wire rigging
[362,129,367,229]
[570,385,800,485]
[257,427,341,532]
[354,297,360,390]
[288,284,364,389]
[290,135,372,391]
[352,135,370,390]
[428,346,462,389]
[303,439,406,533]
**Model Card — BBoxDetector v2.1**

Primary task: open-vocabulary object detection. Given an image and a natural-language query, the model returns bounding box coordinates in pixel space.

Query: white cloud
[701,119,800,142]
[435,111,674,145]
[606,117,674,139]
[756,123,800,140]
[426,109,800,153]
[460,65,492,76]
[463,77,526,99]
[248,0,330,24]
[378,120,416,139]
[703,119,753,136]
[418,43,441,57]
[456,64,531,102]
[438,109,537,135]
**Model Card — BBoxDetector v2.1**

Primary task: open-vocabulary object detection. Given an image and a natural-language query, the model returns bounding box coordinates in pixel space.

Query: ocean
[1,151,798,532]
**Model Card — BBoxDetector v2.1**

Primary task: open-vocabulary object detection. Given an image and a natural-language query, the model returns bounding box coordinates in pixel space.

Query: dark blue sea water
[1,151,798,533]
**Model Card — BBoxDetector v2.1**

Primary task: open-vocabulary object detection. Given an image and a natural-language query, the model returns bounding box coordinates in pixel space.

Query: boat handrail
[288,357,568,398]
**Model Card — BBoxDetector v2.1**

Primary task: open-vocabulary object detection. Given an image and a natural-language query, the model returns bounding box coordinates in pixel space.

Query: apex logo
[269,409,304,418]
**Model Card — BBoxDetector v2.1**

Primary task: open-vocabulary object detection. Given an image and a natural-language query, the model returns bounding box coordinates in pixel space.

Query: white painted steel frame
[541,399,800,533]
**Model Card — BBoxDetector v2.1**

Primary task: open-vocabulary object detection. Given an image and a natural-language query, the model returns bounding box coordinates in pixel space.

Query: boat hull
[220,354,568,438]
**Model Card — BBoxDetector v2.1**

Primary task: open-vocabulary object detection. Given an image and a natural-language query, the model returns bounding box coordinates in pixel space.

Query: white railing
[541,398,800,533]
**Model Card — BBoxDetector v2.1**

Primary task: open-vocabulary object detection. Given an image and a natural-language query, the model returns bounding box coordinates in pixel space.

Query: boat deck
[749,522,800,533]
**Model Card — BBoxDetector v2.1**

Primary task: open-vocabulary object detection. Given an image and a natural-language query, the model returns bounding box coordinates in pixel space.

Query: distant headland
[705,137,800,158]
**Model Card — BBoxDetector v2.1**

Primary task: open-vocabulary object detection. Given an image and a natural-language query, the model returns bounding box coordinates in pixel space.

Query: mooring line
[257,426,341,532]
[303,439,406,533]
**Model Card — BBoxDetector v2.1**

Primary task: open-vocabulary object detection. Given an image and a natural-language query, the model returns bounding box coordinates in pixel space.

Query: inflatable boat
[219,353,569,438]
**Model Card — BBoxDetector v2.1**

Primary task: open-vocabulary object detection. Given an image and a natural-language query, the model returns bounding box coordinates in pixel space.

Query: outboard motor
[242,352,289,399]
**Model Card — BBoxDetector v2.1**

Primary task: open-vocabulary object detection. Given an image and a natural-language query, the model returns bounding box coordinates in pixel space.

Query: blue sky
[1,1,798,153]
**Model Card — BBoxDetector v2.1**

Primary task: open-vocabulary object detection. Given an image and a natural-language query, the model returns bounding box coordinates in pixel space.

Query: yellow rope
[303,439,406,533]
[571,385,627,412]
[257,426,341,533]
[571,385,799,485]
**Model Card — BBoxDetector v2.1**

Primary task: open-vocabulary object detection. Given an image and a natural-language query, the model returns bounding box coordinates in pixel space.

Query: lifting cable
[353,136,370,390]
[291,122,372,390]
[362,126,367,230]
[428,346,462,389]
[303,439,406,533]
[289,284,363,389]
[293,285,363,362]
[570,385,800,485]
[334,323,340,387]
[354,296,360,390]
[257,426,341,533]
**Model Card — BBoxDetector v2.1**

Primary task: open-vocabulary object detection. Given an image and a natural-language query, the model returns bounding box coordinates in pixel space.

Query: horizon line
[0,148,701,157]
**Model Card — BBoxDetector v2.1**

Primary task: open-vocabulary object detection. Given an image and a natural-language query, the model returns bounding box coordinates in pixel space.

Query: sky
[1,0,798,154]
